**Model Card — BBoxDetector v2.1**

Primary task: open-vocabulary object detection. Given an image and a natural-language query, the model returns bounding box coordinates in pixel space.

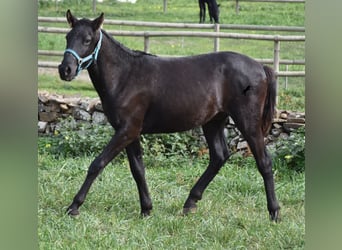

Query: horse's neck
[99,31,134,66]
[87,31,138,107]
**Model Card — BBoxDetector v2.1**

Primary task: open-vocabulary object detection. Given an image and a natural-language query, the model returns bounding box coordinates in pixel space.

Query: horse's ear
[66,9,78,28]
[92,13,104,31]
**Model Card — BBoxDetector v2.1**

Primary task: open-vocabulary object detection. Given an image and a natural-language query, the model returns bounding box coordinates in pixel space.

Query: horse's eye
[83,38,91,46]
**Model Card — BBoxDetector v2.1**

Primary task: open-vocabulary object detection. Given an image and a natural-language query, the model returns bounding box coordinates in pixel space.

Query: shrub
[39,117,305,173]
[40,117,114,157]
[39,117,205,159]
[141,129,205,158]
[272,127,305,172]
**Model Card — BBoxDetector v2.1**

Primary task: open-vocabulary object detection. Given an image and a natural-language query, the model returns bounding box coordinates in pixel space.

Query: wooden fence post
[273,38,280,79]
[163,0,167,13]
[214,23,220,52]
[93,0,96,14]
[273,38,280,104]
[285,65,288,89]
[144,33,150,53]
[235,0,240,14]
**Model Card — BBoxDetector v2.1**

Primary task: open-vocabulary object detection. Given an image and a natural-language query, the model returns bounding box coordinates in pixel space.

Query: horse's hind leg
[126,139,152,216]
[233,116,280,222]
[183,117,230,214]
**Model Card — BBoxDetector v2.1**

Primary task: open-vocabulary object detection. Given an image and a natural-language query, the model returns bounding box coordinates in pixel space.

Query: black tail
[262,65,277,136]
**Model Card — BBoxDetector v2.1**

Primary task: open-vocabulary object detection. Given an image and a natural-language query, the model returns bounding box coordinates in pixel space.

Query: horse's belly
[141,102,219,134]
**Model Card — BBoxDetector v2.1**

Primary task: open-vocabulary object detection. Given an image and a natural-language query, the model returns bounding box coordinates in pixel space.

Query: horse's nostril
[65,66,71,76]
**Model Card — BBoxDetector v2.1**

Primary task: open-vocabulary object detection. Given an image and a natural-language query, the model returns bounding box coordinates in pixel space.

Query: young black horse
[58,10,280,222]
[199,0,220,23]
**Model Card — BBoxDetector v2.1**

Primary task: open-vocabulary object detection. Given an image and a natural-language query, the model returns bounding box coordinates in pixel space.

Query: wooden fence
[231,0,305,14]
[38,17,305,79]
[56,0,305,15]
[162,0,305,14]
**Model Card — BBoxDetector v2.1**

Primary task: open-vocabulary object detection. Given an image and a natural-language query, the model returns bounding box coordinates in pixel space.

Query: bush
[38,117,305,173]
[39,117,205,159]
[39,117,114,157]
[141,129,205,158]
[272,127,305,172]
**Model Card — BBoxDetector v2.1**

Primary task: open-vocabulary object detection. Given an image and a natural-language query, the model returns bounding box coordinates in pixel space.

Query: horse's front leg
[66,128,139,216]
[126,139,152,216]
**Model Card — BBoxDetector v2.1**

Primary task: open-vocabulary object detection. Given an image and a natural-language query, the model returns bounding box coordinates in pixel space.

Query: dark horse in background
[199,0,220,23]
[58,10,280,222]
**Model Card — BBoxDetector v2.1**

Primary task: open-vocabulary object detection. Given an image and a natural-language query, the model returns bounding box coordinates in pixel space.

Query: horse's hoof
[66,207,80,216]
[141,209,151,217]
[183,206,197,215]
[269,209,281,222]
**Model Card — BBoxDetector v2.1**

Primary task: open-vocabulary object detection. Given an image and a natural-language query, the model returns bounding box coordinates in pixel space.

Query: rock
[287,117,305,124]
[272,123,282,129]
[38,92,49,103]
[280,113,288,119]
[60,103,69,111]
[288,112,304,118]
[44,101,60,112]
[73,108,91,121]
[87,99,100,113]
[39,111,58,122]
[271,128,281,137]
[237,141,248,151]
[95,102,103,111]
[92,111,108,125]
[80,100,90,110]
[283,122,305,132]
[38,121,47,133]
[272,118,287,123]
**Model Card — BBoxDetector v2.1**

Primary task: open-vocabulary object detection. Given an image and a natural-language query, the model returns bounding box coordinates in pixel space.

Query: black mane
[102,30,156,58]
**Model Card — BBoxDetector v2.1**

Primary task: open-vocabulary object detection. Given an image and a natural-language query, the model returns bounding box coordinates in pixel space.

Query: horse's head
[58,10,104,81]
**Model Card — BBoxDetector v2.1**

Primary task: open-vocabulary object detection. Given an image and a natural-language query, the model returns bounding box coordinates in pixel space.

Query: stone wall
[38,91,305,152]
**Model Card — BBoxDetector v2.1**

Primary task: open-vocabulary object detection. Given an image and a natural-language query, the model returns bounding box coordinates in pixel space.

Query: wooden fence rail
[38,26,304,42]
[38,18,305,80]
[38,17,305,32]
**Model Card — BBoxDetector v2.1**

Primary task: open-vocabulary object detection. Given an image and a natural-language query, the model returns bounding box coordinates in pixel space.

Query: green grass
[38,73,98,98]
[38,148,304,249]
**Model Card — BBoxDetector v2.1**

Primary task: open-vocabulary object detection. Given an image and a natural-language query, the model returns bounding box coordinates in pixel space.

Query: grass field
[38,149,304,249]
[38,1,305,249]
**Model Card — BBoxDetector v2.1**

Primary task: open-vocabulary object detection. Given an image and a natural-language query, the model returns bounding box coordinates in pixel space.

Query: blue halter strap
[64,30,103,76]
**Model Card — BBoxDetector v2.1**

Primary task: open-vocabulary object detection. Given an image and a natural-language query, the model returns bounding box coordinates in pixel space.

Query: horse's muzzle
[58,63,75,81]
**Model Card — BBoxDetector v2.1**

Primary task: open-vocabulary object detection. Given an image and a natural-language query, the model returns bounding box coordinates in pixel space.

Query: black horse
[58,10,280,222]
[199,0,220,23]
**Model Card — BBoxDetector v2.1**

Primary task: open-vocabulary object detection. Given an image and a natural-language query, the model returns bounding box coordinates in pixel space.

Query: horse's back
[140,51,266,133]
[151,51,266,104]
